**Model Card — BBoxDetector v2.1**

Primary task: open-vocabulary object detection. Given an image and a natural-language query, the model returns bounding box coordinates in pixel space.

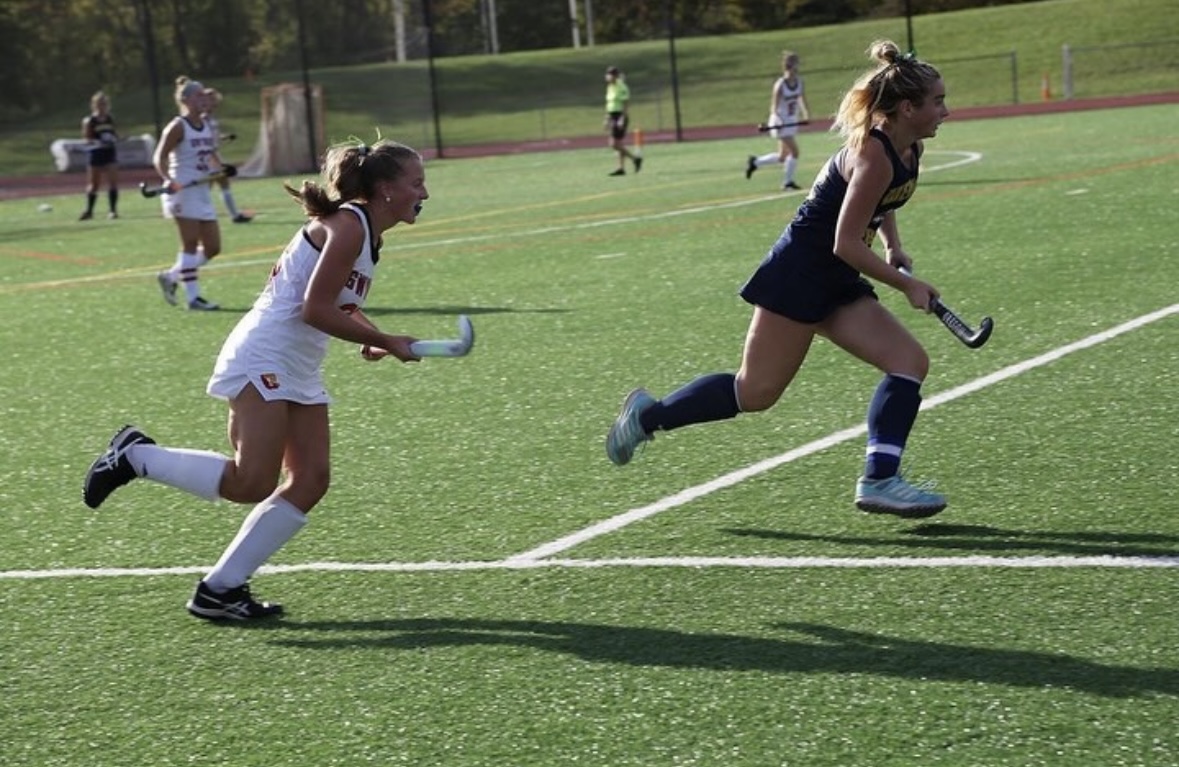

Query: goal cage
[239,83,326,178]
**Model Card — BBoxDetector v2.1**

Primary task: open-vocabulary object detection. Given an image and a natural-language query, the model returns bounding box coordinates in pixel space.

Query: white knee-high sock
[127,444,227,501]
[783,156,798,184]
[221,189,241,217]
[203,495,308,592]
[755,152,781,168]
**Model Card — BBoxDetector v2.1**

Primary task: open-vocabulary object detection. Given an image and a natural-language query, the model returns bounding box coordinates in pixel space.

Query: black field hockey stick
[139,165,237,198]
[900,267,993,349]
[757,120,810,132]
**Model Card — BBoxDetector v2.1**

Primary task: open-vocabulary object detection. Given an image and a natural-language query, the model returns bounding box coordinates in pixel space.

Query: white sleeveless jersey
[167,116,217,184]
[207,203,380,404]
[773,75,805,124]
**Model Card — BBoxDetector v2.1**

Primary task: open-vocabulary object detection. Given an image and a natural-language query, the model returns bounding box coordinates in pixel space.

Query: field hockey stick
[139,165,237,198]
[757,120,810,132]
[899,267,994,349]
[409,315,475,358]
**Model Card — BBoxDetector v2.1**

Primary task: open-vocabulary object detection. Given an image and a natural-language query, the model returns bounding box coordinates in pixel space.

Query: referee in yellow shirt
[604,66,642,176]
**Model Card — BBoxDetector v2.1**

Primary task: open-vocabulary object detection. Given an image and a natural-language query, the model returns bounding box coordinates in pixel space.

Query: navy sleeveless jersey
[738,128,920,322]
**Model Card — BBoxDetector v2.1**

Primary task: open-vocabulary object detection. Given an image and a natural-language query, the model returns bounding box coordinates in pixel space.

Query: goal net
[239,83,325,178]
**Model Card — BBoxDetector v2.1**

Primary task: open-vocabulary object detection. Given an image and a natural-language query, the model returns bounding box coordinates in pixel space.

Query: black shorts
[88,146,117,168]
[607,112,628,140]
[739,254,878,323]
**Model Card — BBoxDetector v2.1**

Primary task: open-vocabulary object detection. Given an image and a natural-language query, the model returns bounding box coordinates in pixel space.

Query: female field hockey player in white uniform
[83,140,430,620]
[201,86,251,223]
[609,41,952,518]
[746,51,810,190]
[153,76,222,311]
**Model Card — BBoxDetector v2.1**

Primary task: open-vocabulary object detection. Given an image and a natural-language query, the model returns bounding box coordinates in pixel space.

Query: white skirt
[161,185,217,221]
[207,369,332,406]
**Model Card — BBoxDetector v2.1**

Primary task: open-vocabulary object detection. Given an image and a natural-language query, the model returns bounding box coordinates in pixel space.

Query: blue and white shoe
[855,474,947,518]
[606,388,656,466]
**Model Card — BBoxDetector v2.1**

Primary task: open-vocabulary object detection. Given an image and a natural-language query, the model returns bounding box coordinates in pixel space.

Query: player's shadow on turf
[361,305,568,317]
[721,525,1179,559]
[269,617,1177,699]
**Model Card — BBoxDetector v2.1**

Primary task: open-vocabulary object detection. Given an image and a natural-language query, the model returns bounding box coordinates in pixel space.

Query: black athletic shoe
[187,580,284,621]
[187,296,220,311]
[745,155,757,180]
[82,425,155,509]
[232,213,253,223]
[78,210,93,221]
[633,156,643,173]
[783,181,802,190]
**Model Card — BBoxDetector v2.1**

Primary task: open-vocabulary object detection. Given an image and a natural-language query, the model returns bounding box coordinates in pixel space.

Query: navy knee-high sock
[640,373,740,433]
[864,374,922,480]
[108,188,119,213]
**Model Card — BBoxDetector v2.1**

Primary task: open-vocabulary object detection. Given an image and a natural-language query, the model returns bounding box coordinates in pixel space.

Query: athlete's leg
[199,394,327,595]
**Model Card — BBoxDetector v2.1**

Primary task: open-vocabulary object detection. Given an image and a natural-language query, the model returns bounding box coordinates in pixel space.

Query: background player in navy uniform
[79,90,120,220]
[606,40,952,518]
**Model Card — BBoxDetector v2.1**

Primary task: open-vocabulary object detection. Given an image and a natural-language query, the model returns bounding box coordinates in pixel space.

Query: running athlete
[607,40,952,518]
[201,86,252,223]
[79,91,120,220]
[153,76,223,311]
[746,51,811,190]
[604,66,642,177]
[82,139,430,620]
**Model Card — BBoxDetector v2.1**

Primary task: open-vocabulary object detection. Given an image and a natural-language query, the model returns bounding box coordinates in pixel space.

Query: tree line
[1,0,1036,120]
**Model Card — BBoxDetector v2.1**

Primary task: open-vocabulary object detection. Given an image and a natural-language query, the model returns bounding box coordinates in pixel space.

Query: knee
[285,465,331,510]
[900,347,931,381]
[735,376,784,413]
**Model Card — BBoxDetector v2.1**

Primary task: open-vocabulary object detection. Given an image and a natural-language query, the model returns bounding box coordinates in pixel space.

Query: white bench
[49,134,157,172]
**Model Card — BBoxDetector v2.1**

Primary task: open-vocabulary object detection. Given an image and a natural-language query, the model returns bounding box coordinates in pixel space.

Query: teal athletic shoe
[606,388,657,466]
[855,474,947,518]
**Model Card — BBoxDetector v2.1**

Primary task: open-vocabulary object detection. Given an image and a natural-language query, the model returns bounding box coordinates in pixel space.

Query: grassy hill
[3,0,1175,176]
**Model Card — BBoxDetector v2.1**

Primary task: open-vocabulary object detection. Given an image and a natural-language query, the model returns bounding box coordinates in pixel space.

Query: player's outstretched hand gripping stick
[410,315,475,358]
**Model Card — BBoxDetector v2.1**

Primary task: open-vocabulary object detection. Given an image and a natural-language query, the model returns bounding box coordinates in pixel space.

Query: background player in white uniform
[746,51,810,190]
[153,76,222,311]
[83,140,430,620]
[201,86,252,223]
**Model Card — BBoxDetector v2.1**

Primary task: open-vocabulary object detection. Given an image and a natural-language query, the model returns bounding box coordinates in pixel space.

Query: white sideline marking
[6,302,1176,583]
[1,153,982,293]
[2,555,1176,580]
[507,302,1179,562]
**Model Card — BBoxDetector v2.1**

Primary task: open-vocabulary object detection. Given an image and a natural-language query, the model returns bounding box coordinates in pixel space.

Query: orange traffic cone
[633,127,644,154]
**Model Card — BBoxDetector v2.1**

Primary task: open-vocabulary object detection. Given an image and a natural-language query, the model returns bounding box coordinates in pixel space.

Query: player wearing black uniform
[80,91,120,220]
[606,40,952,518]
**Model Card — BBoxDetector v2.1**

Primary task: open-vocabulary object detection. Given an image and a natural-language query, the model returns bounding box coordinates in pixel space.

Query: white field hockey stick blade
[410,315,475,358]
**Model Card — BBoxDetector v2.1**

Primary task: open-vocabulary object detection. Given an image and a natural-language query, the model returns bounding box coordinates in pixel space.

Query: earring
[384,196,391,203]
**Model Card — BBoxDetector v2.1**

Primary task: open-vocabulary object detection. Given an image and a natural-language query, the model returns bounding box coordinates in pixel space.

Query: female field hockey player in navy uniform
[83,140,429,620]
[607,40,952,518]
[79,91,120,220]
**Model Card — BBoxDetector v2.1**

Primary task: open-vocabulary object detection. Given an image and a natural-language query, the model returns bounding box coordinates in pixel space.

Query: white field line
[0,151,984,294]
[11,150,1175,582]
[3,554,1177,581]
[6,302,1178,583]
[506,301,1179,563]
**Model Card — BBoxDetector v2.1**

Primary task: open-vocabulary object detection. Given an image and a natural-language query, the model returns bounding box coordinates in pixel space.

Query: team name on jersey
[344,270,371,301]
[880,177,917,208]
